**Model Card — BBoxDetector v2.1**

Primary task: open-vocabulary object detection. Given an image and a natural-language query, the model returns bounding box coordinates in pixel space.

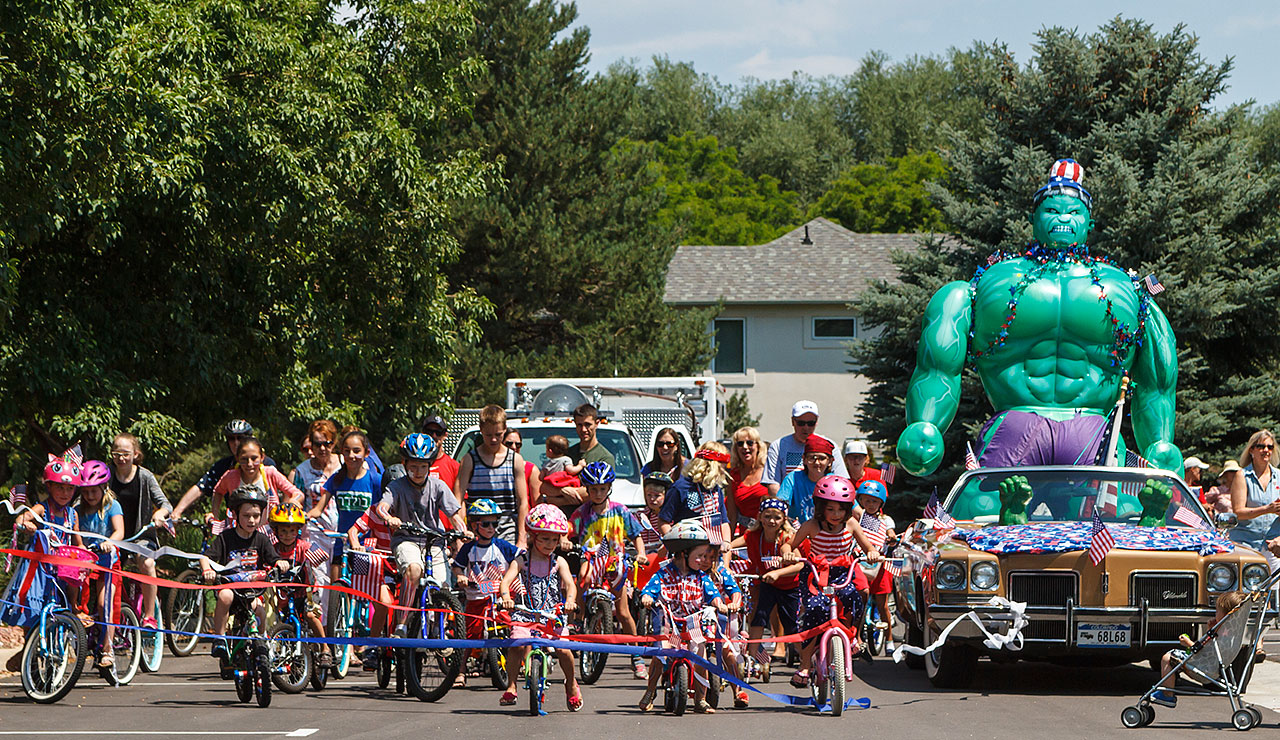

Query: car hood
[955,521,1234,557]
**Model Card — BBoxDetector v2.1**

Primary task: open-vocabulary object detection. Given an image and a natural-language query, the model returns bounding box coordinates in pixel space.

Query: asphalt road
[2,638,1278,739]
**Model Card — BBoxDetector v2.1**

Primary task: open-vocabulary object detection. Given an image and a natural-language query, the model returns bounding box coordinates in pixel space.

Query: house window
[712,318,745,374]
[812,317,856,340]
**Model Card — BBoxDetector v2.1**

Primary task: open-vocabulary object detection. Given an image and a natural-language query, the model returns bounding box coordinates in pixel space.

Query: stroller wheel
[1232,709,1255,731]
[1121,706,1145,729]
[1247,706,1262,726]
[1140,705,1155,726]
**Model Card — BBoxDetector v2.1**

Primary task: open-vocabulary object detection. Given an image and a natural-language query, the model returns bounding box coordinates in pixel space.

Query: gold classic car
[893,466,1268,688]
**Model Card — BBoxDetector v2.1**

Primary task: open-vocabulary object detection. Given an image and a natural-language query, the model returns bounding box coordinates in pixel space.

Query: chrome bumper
[928,600,1217,649]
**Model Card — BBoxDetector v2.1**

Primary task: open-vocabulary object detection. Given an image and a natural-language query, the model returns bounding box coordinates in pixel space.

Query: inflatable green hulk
[897,159,1181,476]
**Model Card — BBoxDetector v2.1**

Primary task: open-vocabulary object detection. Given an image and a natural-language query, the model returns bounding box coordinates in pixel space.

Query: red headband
[694,449,730,464]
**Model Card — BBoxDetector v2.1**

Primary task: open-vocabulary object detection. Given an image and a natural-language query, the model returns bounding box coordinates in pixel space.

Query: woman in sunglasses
[641,427,686,482]
[1229,429,1280,569]
[290,419,343,621]
[724,426,777,537]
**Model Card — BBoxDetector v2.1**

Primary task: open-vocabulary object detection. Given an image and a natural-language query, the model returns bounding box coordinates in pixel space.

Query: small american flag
[64,445,83,466]
[476,562,505,595]
[1143,274,1165,295]
[728,558,752,575]
[11,484,26,505]
[923,490,955,530]
[350,550,386,599]
[760,556,783,569]
[1121,451,1150,496]
[964,442,980,471]
[860,512,887,551]
[885,558,904,576]
[1172,505,1206,529]
[880,463,896,485]
[1088,509,1115,566]
[583,538,612,586]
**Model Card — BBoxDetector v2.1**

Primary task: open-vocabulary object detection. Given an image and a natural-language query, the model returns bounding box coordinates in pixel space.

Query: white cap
[842,440,869,456]
[791,400,819,418]
[1184,456,1209,470]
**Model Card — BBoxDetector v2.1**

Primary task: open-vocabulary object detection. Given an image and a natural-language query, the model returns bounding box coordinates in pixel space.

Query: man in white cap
[763,400,847,486]
[1183,456,1210,501]
[842,440,882,488]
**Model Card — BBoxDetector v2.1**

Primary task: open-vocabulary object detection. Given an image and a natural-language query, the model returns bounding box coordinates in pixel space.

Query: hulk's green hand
[1138,480,1173,527]
[998,476,1034,525]
[897,422,944,476]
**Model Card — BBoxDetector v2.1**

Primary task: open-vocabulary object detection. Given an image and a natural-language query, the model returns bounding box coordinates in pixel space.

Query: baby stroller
[1121,571,1278,731]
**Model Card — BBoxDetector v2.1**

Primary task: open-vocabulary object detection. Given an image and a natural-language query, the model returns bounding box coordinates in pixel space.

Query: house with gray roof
[664,217,928,441]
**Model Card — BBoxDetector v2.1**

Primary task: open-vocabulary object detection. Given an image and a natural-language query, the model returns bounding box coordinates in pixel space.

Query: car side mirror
[1214,512,1238,530]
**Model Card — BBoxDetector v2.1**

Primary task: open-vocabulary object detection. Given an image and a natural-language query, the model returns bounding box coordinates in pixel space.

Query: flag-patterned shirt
[350,507,393,551]
[452,538,520,602]
[640,562,721,620]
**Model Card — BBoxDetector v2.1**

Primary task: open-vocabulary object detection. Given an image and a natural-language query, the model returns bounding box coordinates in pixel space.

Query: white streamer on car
[892,596,1029,662]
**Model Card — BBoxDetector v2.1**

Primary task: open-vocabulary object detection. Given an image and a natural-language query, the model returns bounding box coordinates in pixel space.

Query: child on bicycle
[637,519,729,714]
[783,475,881,688]
[309,429,383,589]
[729,498,804,672]
[16,452,86,616]
[854,479,896,652]
[75,461,125,668]
[345,502,396,670]
[568,461,647,678]
[1150,590,1248,707]
[267,502,333,669]
[453,498,520,687]
[201,486,290,661]
[498,504,581,711]
[376,434,468,643]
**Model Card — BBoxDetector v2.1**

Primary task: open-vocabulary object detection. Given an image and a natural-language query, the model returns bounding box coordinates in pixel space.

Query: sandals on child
[733,690,749,708]
[790,669,809,688]
[566,685,584,712]
[694,699,716,714]
[499,690,518,706]
[639,689,656,712]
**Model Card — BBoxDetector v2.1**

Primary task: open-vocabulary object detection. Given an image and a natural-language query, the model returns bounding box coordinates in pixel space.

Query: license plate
[1076,623,1131,648]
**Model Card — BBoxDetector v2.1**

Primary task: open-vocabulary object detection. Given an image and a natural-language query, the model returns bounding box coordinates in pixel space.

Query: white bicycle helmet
[662,518,710,554]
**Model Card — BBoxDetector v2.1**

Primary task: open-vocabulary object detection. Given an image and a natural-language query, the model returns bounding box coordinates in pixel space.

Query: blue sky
[572,0,1279,109]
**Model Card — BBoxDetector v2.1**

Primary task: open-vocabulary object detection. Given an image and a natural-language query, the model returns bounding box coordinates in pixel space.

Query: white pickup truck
[448,377,724,508]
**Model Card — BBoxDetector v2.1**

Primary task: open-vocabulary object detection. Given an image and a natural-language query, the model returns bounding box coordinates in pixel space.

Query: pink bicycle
[803,555,861,716]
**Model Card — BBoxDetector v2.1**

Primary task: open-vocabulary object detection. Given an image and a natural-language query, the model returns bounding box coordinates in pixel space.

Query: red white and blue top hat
[1033,158,1092,211]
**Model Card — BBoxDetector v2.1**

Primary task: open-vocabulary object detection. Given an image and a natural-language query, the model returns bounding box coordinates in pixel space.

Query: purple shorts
[977,410,1108,468]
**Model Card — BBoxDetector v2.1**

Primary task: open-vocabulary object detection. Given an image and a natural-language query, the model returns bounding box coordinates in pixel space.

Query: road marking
[286,732,318,738]
[0,732,317,737]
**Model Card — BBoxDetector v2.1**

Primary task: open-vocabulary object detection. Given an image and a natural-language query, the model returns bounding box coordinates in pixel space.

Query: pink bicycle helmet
[77,460,111,487]
[813,474,856,504]
[526,503,570,535]
[43,454,81,485]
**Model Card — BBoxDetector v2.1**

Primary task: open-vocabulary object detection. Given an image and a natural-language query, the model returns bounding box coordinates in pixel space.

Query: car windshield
[943,468,1211,528]
[454,426,640,482]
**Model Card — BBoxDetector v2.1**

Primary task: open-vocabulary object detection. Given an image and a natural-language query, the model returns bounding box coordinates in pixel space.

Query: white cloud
[734,48,862,78]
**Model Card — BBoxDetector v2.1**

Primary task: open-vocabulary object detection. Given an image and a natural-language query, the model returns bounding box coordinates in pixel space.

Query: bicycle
[164,517,216,657]
[264,566,329,693]
[651,601,720,716]
[802,556,861,717]
[213,571,273,708]
[510,604,566,716]
[112,522,167,673]
[575,545,634,684]
[77,543,142,686]
[14,536,90,703]
[393,524,467,703]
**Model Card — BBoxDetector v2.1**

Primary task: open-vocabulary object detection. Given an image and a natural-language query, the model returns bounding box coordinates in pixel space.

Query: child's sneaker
[1150,690,1177,708]
[632,659,648,680]
[210,641,229,661]
[361,648,379,672]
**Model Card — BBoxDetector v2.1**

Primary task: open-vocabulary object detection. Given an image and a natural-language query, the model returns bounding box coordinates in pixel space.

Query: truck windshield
[453,427,640,482]
[944,468,1210,528]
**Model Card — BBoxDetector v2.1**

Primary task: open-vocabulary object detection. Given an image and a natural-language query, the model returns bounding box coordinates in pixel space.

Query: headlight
[1207,563,1237,592]
[1242,564,1268,591]
[936,560,967,590]
[970,561,999,591]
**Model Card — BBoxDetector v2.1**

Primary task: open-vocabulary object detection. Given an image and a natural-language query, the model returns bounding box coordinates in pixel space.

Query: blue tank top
[1229,464,1280,550]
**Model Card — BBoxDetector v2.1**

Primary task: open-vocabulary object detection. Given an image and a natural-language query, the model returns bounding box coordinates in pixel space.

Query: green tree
[853,18,1280,513]
[723,391,761,433]
[441,0,713,407]
[608,56,727,144]
[633,133,802,246]
[809,152,948,233]
[0,0,490,476]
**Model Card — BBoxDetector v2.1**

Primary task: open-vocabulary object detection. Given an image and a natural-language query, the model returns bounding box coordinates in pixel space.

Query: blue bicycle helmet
[855,479,888,503]
[467,498,502,518]
[580,461,616,486]
[400,432,436,461]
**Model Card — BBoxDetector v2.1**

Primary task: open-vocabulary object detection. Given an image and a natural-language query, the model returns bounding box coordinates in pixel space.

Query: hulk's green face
[1030,194,1094,247]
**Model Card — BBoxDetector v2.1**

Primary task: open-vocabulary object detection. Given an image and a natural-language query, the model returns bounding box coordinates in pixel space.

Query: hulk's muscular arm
[897,281,972,476]
[1130,300,1181,472]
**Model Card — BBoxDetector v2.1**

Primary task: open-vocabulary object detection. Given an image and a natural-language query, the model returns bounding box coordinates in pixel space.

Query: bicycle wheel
[310,645,329,691]
[140,599,164,672]
[528,651,545,716]
[165,569,206,656]
[578,598,613,684]
[671,662,689,716]
[330,591,355,679]
[254,651,272,708]
[865,604,885,657]
[704,643,722,709]
[402,588,463,702]
[810,660,828,709]
[376,647,392,689]
[486,645,508,690]
[20,612,87,704]
[829,639,846,717]
[269,624,311,694]
[112,605,143,686]
[234,648,254,703]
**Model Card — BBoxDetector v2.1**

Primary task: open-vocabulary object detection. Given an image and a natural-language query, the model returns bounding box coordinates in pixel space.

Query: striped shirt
[466,448,518,542]
[809,526,853,560]
[639,509,664,551]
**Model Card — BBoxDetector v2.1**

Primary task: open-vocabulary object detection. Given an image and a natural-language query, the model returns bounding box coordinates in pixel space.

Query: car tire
[904,620,925,670]
[924,630,977,689]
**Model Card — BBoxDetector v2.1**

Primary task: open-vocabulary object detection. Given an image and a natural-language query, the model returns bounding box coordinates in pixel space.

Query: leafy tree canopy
[809,151,948,233]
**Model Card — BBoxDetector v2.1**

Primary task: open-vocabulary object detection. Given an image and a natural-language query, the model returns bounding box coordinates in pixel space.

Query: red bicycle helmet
[813,474,856,504]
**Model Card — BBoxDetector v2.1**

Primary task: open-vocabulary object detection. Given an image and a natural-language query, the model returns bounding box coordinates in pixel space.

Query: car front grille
[1131,573,1198,641]
[1008,571,1078,607]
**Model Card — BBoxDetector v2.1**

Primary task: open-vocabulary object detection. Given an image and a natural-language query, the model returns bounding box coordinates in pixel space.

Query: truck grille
[1008,572,1077,640]
[1131,573,1197,642]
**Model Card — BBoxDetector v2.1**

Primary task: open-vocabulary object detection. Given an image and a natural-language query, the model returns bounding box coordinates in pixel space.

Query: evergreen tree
[442,0,713,407]
[853,18,1280,515]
